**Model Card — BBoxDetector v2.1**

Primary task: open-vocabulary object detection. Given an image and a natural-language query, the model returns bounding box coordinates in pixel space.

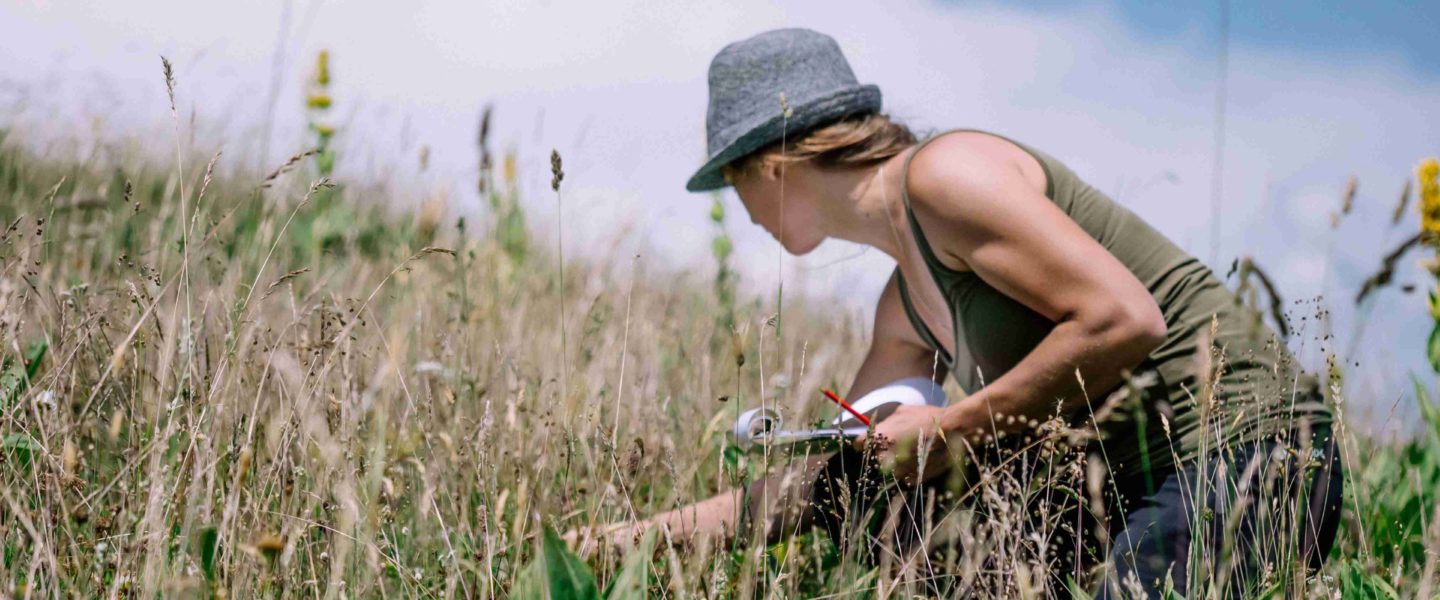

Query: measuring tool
[729,406,871,453]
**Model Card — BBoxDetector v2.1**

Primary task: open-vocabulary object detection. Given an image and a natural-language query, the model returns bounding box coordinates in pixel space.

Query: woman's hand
[852,404,957,485]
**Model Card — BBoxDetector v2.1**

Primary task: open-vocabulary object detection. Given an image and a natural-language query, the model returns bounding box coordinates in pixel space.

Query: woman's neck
[814,149,916,262]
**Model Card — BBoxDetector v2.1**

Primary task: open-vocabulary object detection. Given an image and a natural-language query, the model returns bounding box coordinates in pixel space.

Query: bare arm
[898,135,1167,439]
[585,271,947,549]
[842,270,949,405]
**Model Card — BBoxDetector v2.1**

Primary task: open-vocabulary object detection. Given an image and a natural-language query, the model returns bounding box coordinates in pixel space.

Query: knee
[1105,514,1189,598]
[1302,439,1345,570]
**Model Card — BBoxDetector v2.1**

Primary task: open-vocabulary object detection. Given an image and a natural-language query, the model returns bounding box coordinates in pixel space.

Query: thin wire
[1208,0,1231,267]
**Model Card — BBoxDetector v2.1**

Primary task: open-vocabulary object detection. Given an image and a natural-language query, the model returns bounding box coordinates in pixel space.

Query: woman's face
[730,162,827,255]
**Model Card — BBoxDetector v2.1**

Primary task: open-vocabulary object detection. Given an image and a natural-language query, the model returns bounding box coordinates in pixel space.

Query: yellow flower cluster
[306,50,333,111]
[314,50,331,86]
[306,50,336,177]
[1420,158,1440,237]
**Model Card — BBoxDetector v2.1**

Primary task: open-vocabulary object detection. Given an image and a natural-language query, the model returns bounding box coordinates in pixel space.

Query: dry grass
[0,114,1435,599]
[0,126,883,597]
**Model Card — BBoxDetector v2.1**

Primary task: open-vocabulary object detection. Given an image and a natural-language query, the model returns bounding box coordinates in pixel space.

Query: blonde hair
[722,113,916,184]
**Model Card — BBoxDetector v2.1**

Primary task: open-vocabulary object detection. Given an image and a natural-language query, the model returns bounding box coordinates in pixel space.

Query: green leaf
[22,340,46,381]
[1412,374,1440,443]
[542,525,600,599]
[1066,576,1094,600]
[1337,560,1400,600]
[722,443,747,481]
[1427,321,1440,373]
[2,433,39,467]
[498,206,529,263]
[767,539,789,566]
[513,525,600,600]
[315,149,336,177]
[1,340,47,409]
[603,529,657,599]
[197,527,220,581]
[0,359,23,408]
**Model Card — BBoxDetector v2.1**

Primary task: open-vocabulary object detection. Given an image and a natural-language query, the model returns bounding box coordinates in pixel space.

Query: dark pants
[1099,424,1343,598]
[742,420,1342,597]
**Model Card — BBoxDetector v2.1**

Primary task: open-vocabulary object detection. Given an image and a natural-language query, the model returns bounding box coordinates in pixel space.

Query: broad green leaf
[603,528,657,599]
[543,525,600,600]
[513,525,600,600]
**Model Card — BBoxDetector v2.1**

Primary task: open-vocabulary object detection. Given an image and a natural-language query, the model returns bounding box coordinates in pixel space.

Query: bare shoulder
[903,131,1043,216]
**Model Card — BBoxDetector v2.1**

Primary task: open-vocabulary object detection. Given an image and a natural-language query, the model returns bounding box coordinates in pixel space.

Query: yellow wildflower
[1420,158,1440,237]
[314,50,331,86]
[503,151,517,188]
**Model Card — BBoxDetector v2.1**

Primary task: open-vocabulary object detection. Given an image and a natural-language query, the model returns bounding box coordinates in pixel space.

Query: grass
[0,113,1437,597]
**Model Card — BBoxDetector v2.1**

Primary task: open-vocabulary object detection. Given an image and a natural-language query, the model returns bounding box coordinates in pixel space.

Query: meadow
[0,63,1438,599]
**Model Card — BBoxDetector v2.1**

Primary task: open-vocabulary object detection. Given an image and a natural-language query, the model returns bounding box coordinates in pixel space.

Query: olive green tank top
[893,128,1330,479]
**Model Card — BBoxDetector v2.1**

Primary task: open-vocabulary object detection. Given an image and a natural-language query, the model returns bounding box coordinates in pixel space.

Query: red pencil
[822,388,871,426]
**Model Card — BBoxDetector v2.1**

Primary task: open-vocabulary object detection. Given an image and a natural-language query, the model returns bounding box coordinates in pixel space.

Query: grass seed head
[550,149,564,191]
[108,409,124,441]
[730,323,750,368]
[160,55,176,112]
[256,534,284,561]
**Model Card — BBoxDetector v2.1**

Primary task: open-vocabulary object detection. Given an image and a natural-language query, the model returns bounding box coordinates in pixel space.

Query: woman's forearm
[939,309,1164,440]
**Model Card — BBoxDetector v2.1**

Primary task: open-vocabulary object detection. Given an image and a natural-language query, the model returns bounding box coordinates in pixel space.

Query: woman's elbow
[1082,299,1167,359]
[1115,300,1167,356]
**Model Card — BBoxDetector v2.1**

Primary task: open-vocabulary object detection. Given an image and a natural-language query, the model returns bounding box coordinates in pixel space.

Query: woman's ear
[760,160,784,182]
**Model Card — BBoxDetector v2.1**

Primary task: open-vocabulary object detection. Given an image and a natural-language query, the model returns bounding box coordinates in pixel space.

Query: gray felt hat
[686,28,882,192]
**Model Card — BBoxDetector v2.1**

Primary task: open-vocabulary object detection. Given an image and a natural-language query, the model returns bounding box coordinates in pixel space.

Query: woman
[595,28,1342,597]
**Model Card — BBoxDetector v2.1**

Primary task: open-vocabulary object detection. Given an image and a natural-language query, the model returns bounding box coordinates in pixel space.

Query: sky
[2,0,1438,435]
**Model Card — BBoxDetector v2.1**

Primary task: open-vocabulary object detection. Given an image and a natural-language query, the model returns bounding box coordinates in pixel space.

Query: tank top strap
[893,268,954,369]
[893,127,1047,394]
[897,128,1057,280]
[897,129,970,278]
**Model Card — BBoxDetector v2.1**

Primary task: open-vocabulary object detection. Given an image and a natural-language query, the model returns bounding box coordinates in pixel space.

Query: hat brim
[685,84,881,192]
